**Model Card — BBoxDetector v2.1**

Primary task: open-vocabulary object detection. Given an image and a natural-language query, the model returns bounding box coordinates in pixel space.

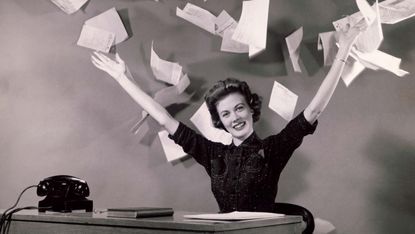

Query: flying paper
[355,0,383,53]
[77,24,115,53]
[176,3,216,34]
[77,8,128,51]
[150,42,183,85]
[285,27,303,73]
[190,102,232,145]
[378,0,415,24]
[317,31,337,66]
[51,0,88,14]
[158,130,187,162]
[268,81,298,121]
[232,0,270,58]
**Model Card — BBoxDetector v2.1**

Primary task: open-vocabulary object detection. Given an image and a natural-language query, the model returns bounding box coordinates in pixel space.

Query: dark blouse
[169,112,317,213]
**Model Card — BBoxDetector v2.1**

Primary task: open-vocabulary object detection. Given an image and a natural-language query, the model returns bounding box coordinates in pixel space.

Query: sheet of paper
[77,24,115,52]
[51,0,88,14]
[184,211,284,221]
[150,42,183,85]
[214,10,237,37]
[232,0,270,58]
[333,0,415,26]
[154,78,192,108]
[175,73,190,94]
[355,0,383,53]
[356,0,377,24]
[176,3,216,34]
[317,31,337,66]
[190,102,232,145]
[351,48,409,77]
[378,0,415,24]
[268,81,298,121]
[85,7,128,44]
[285,27,303,73]
[341,56,366,87]
[130,73,191,135]
[158,130,187,162]
[220,26,250,53]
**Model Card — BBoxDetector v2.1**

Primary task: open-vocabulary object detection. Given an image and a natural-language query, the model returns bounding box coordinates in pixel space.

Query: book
[106,207,174,218]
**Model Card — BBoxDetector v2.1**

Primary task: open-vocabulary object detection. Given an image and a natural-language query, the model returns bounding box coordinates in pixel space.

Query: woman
[91,22,365,213]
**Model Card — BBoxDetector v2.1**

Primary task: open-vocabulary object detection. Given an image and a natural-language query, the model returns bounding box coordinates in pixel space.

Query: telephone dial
[37,175,93,212]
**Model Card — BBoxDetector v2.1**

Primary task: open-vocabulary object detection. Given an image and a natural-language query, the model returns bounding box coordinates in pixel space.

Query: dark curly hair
[204,78,262,131]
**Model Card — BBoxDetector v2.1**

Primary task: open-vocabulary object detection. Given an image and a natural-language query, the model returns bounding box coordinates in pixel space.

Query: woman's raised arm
[91,52,179,135]
[304,20,367,124]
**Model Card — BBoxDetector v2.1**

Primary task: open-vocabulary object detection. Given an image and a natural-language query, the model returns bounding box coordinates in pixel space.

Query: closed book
[107,207,174,218]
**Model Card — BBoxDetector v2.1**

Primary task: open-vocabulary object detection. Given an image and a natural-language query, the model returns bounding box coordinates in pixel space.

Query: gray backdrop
[1,0,414,233]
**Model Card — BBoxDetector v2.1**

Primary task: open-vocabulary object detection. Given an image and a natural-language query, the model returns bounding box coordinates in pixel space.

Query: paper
[351,48,409,77]
[378,0,415,24]
[51,0,88,14]
[131,74,191,135]
[356,0,377,24]
[153,75,192,107]
[333,0,415,26]
[341,56,366,87]
[317,31,337,66]
[268,81,298,121]
[190,102,232,145]
[184,211,285,221]
[355,0,383,53]
[151,42,183,85]
[220,26,250,53]
[214,10,237,37]
[84,7,128,45]
[158,130,187,162]
[232,0,270,58]
[77,24,115,53]
[285,27,303,73]
[176,3,216,34]
[215,10,250,53]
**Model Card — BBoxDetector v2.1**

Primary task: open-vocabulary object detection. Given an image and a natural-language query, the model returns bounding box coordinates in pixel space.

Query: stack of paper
[184,211,285,221]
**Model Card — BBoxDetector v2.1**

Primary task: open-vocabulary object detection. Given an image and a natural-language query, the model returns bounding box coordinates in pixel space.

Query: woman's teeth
[233,122,245,130]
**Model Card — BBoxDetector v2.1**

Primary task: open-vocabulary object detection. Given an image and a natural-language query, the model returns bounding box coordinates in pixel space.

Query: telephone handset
[37,175,93,212]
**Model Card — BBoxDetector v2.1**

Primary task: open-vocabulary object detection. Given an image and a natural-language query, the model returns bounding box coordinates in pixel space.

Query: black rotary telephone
[37,175,93,212]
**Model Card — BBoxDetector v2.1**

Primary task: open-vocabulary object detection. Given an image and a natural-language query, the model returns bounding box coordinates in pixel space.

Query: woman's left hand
[336,18,368,51]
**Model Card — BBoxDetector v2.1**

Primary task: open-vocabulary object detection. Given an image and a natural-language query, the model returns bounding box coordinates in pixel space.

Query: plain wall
[1,0,414,233]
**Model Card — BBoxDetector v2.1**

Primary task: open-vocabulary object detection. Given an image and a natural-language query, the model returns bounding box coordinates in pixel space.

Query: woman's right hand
[91,52,126,82]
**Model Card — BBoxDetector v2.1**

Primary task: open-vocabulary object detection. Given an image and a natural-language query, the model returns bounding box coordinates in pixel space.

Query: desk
[2,209,302,234]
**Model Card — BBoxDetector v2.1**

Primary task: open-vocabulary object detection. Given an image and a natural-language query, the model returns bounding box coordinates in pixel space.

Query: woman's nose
[231,112,241,122]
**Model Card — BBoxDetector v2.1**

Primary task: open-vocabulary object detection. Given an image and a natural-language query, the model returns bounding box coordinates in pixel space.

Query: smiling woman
[90,19,365,215]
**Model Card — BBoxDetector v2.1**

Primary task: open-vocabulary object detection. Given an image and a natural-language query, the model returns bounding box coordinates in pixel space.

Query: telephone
[37,175,93,212]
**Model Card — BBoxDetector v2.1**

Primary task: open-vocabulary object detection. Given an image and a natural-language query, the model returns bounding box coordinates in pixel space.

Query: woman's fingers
[115,53,124,65]
[91,56,107,71]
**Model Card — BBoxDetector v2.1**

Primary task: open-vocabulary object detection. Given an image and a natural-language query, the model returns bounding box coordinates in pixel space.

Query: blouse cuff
[294,111,318,135]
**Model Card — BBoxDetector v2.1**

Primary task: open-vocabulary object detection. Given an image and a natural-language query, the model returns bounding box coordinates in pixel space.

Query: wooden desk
[2,209,302,234]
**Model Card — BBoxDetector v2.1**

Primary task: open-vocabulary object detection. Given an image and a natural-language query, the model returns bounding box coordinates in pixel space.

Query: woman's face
[216,92,254,143]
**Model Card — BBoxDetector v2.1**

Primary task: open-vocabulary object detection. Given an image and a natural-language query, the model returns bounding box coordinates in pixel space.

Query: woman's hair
[204,78,262,130]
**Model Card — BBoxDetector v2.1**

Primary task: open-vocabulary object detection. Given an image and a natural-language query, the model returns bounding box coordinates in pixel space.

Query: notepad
[106,207,174,218]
